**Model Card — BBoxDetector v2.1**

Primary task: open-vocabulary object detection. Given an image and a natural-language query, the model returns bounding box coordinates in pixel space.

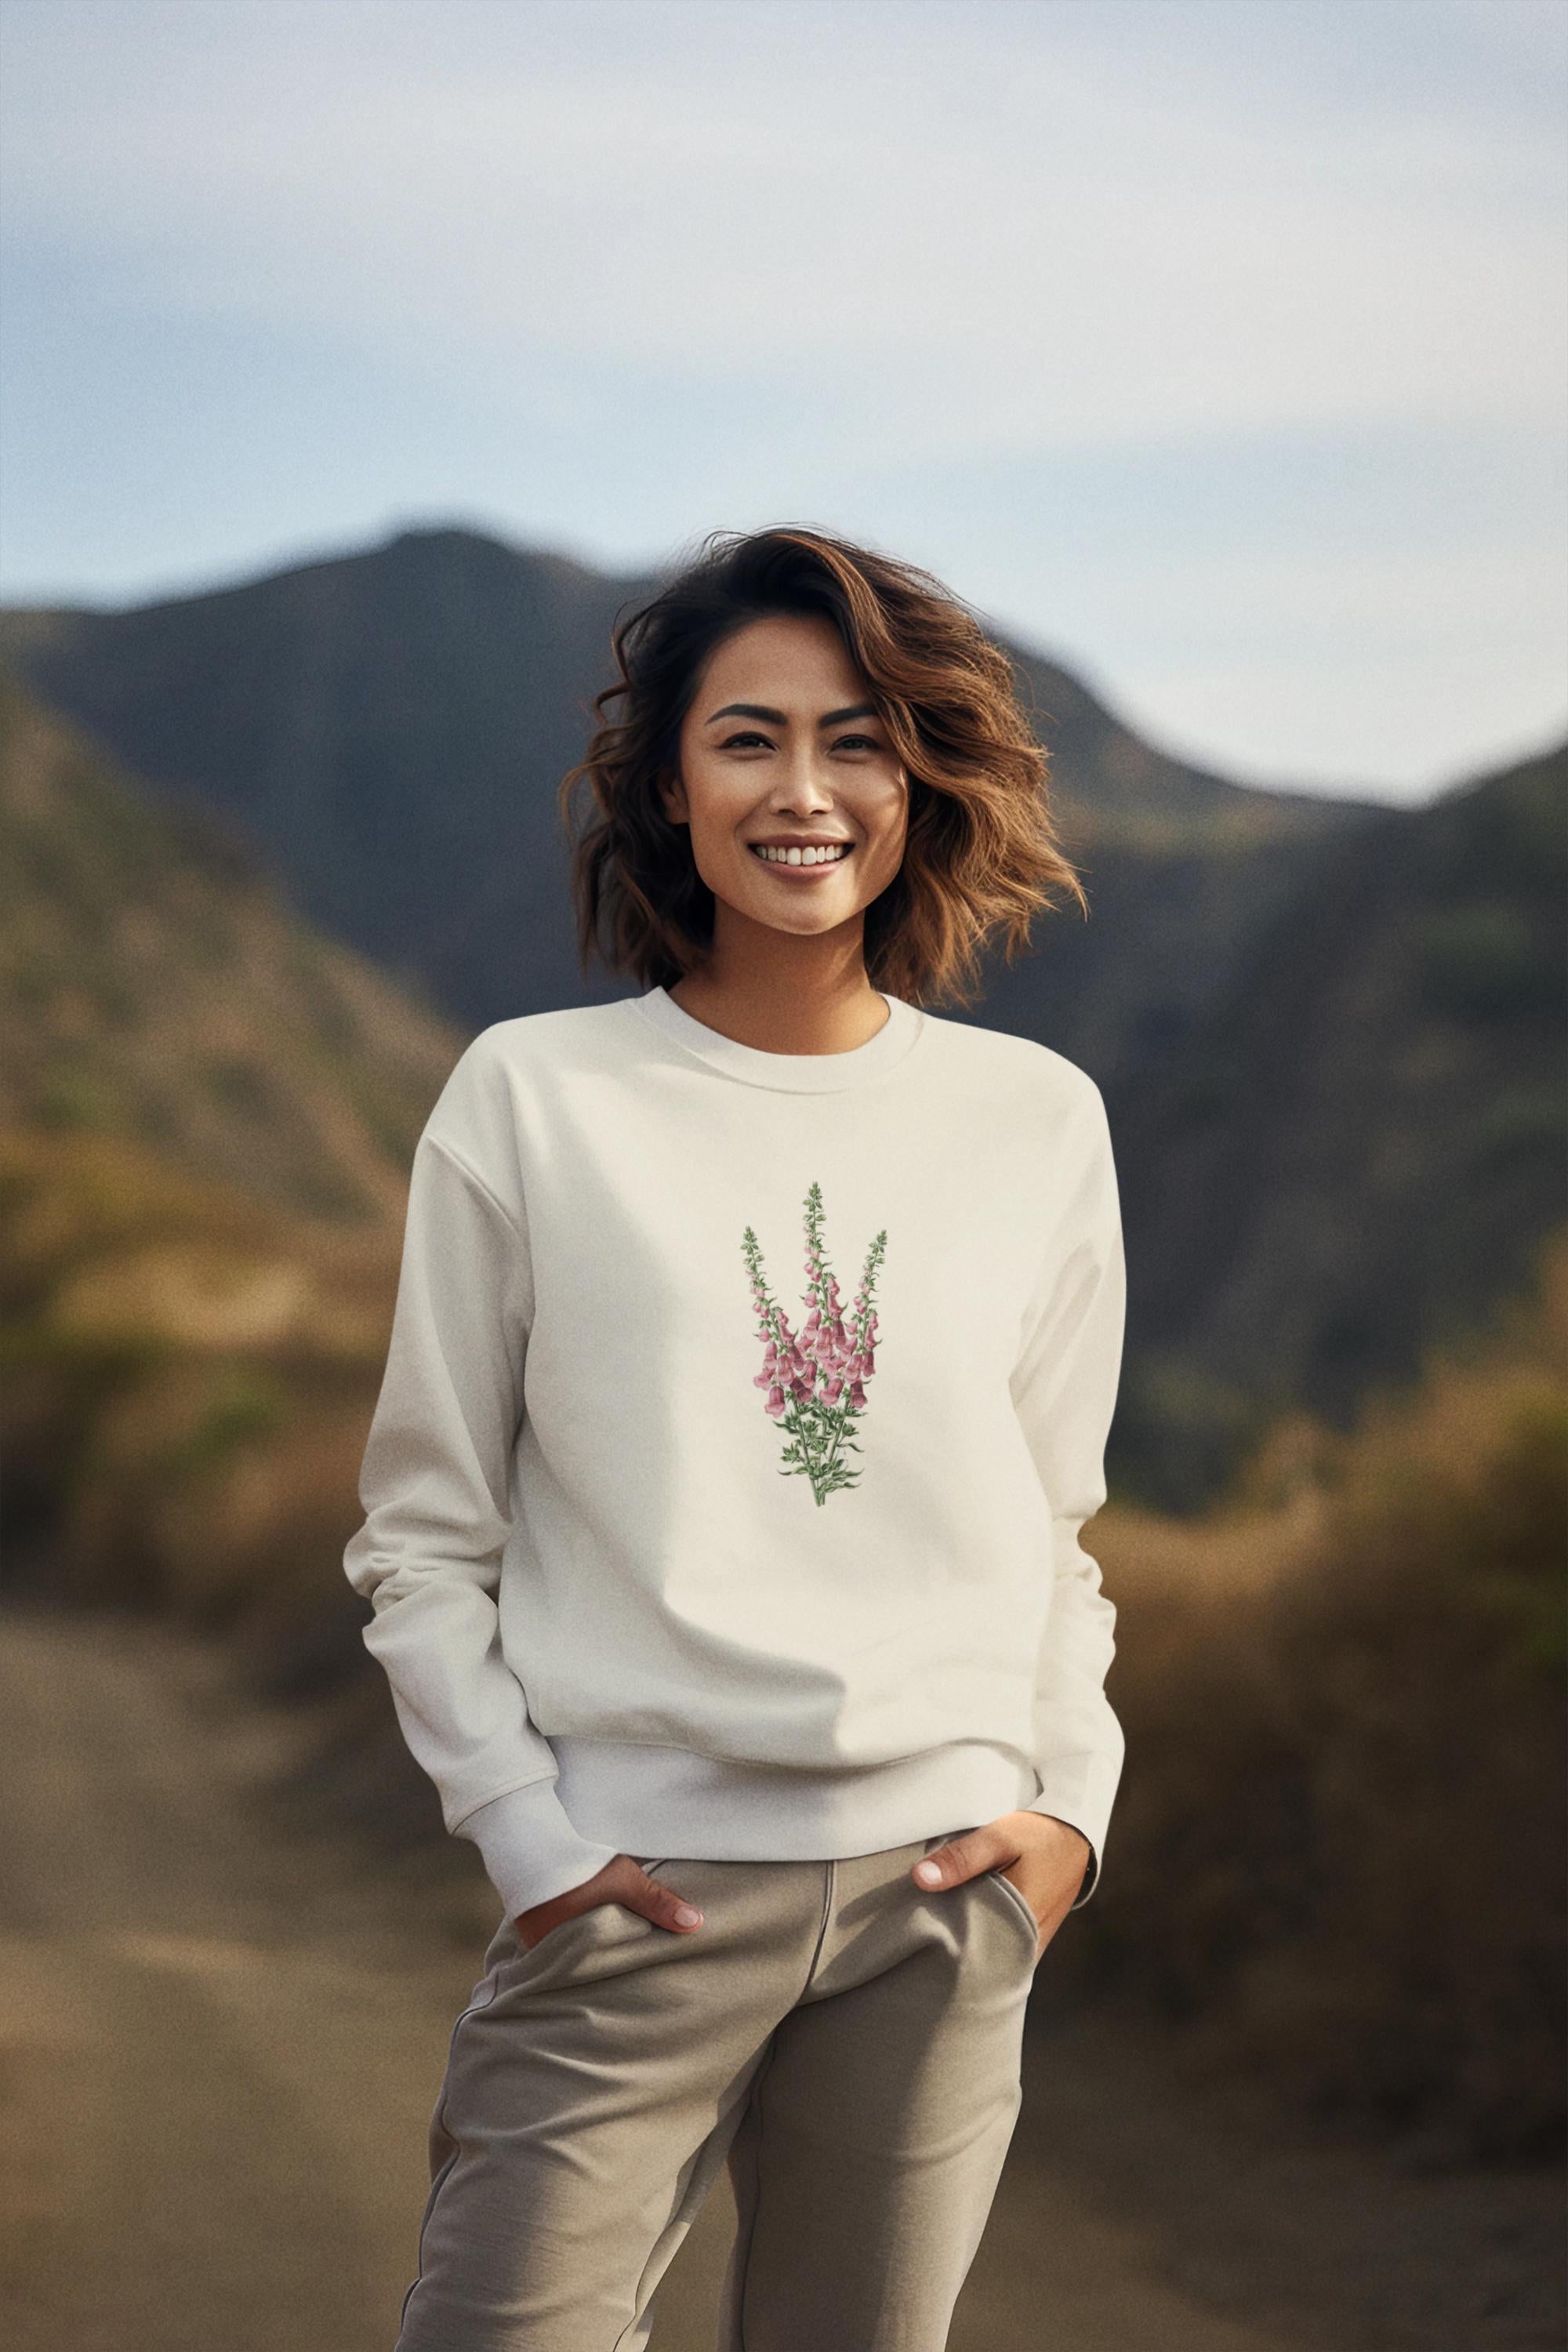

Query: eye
[720,731,772,750]
[834,734,880,752]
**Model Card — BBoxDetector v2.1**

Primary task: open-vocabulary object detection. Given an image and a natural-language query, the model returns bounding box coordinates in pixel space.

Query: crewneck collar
[631,984,926,1093]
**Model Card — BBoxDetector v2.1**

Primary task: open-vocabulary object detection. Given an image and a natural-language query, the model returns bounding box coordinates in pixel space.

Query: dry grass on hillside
[6,1113,1563,2160]
[1082,1232,1566,2161]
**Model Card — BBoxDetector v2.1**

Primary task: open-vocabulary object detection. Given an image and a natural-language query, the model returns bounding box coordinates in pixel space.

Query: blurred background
[1,2,1564,2347]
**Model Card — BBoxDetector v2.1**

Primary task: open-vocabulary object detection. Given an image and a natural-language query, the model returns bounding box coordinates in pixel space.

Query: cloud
[5,0,1563,459]
[2,0,1563,792]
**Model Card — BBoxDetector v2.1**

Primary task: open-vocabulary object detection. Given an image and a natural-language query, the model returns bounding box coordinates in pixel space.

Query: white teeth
[750,843,851,866]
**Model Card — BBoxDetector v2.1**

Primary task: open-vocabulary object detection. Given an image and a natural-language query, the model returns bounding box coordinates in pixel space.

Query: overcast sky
[2,0,1564,801]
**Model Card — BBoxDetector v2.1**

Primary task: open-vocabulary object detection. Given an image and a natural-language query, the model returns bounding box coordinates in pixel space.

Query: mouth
[747,841,855,872]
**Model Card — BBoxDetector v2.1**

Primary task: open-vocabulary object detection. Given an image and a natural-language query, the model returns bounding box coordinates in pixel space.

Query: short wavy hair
[557,523,1087,1010]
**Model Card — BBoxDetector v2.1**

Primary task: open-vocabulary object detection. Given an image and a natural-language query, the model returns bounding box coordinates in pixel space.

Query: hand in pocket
[515,1853,705,1951]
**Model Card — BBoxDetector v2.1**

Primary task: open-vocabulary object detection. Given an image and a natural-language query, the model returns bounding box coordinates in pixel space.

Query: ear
[658,767,689,826]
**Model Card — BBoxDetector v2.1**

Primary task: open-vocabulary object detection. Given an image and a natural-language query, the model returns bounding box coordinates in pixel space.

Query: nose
[769,747,839,810]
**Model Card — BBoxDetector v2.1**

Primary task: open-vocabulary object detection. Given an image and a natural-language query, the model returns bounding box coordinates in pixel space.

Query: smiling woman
[557,523,1088,1031]
[347,522,1125,2347]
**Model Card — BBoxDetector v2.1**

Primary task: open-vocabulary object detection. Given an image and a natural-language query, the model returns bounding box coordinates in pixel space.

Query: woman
[344,524,1127,2350]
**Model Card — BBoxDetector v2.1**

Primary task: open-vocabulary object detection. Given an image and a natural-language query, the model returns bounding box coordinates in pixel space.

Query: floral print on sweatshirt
[741,1180,887,1507]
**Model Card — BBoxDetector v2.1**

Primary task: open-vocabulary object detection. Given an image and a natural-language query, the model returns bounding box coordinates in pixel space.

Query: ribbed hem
[546,1733,1039,1861]
[459,1747,1105,1918]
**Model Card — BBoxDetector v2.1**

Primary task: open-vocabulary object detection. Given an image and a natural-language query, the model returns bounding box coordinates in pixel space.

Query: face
[659,612,909,947]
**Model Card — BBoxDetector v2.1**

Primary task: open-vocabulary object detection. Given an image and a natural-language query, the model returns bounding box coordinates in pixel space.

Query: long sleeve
[1009,1080,1127,1909]
[343,1123,619,1920]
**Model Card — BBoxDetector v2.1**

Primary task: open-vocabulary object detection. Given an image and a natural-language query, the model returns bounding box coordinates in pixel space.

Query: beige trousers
[394,1826,1041,2351]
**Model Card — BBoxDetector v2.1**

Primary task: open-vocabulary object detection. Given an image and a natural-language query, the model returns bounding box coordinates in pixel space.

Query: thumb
[912,1833,991,1889]
[631,1861,705,1936]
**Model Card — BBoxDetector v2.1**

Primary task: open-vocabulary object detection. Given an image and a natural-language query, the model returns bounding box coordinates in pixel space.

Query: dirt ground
[0,1599,1559,2351]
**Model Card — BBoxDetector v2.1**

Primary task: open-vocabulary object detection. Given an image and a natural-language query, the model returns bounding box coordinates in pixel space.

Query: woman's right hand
[514,1853,705,1951]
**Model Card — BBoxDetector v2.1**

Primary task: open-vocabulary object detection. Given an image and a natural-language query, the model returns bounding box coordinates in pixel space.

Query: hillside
[1,533,1561,1505]
[0,521,1360,1070]
[0,666,460,1225]
[0,670,463,1614]
[1108,739,1568,1503]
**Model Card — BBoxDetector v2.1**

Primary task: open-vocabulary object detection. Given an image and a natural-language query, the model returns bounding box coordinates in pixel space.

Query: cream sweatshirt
[343,983,1127,1923]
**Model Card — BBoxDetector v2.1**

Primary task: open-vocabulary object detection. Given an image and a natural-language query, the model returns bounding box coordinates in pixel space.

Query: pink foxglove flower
[740,1181,889,1508]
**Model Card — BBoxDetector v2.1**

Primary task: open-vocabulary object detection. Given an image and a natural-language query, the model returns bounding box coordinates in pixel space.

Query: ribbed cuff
[454,1779,622,1922]
[1025,1800,1102,1910]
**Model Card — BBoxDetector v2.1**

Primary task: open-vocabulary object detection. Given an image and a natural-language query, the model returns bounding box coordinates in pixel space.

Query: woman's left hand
[909,1811,1092,1961]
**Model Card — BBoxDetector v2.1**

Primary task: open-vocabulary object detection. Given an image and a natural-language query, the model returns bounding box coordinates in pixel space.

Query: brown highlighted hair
[557,524,1087,1010]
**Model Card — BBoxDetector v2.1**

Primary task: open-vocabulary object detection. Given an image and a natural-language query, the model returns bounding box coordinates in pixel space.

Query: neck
[669,923,887,1056]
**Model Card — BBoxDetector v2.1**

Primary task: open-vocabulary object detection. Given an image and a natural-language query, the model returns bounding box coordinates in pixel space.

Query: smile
[748,843,854,868]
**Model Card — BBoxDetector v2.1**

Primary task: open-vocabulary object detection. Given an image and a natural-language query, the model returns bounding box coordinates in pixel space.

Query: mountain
[0,522,1363,1082]
[0,664,461,1226]
[1109,738,1568,1506]
[2,524,1560,1509]
[0,666,470,1619]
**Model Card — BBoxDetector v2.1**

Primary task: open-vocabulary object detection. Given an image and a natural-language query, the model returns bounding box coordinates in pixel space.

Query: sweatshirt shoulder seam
[424,1130,524,1236]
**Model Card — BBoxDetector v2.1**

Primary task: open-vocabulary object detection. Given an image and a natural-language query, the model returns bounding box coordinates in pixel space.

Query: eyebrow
[704,702,880,728]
